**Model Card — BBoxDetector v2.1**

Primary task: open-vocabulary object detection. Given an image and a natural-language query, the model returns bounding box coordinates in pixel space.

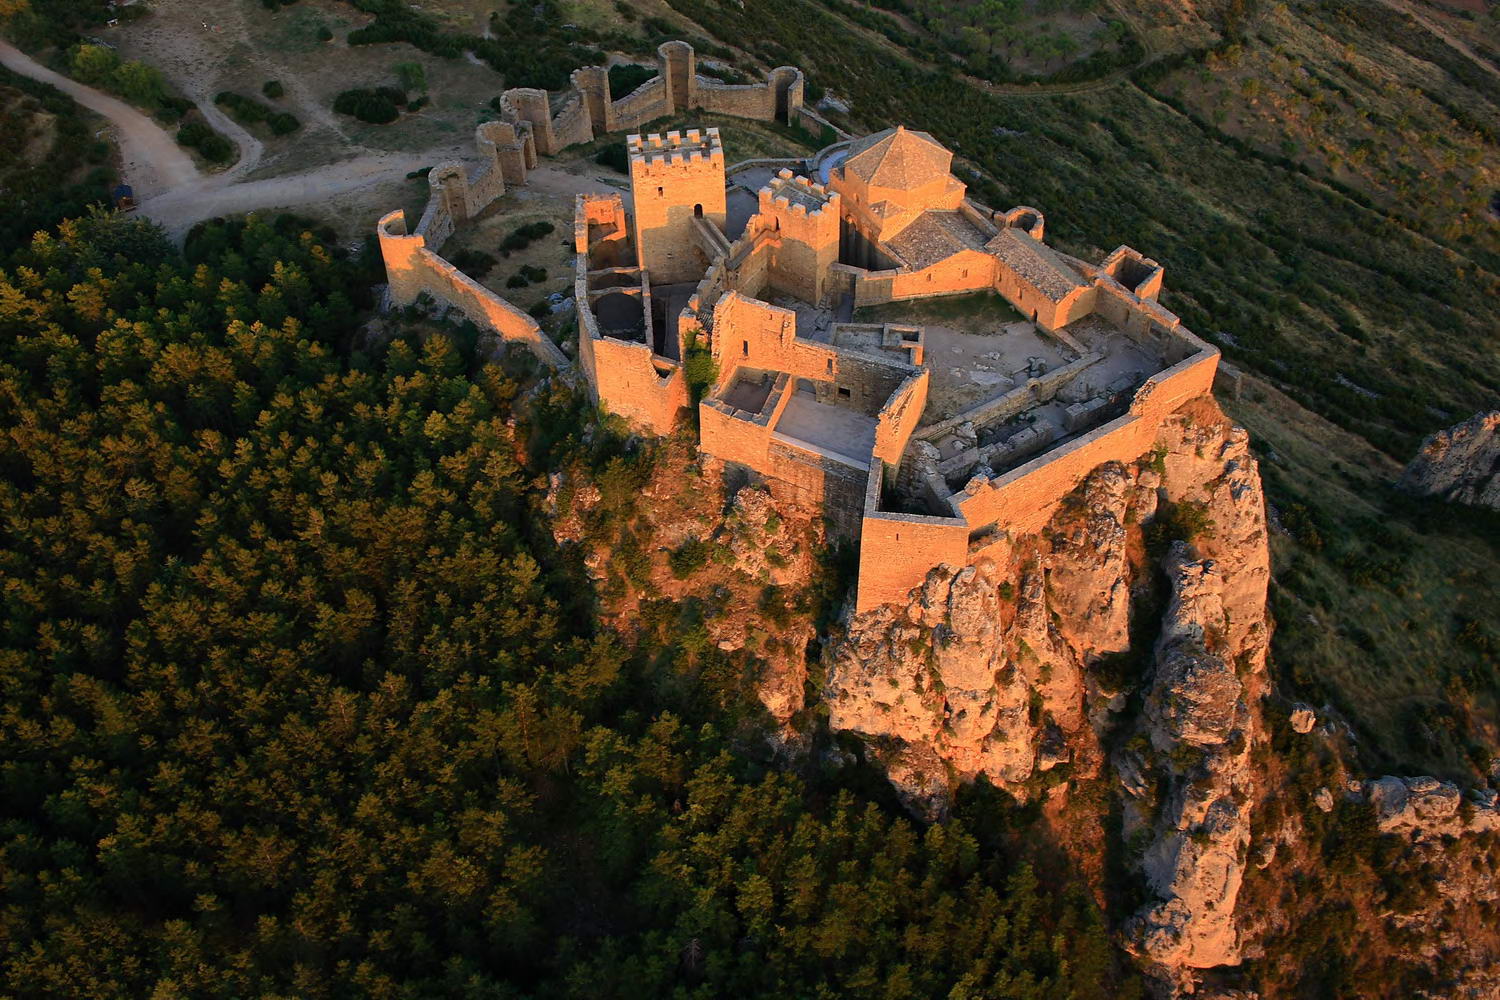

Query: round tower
[657,40,696,114]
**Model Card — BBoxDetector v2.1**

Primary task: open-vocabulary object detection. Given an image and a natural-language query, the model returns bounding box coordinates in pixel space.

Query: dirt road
[0,37,475,239]
[0,37,199,197]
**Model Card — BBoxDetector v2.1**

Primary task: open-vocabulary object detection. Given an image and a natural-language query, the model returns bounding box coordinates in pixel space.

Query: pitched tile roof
[989,228,1087,302]
[843,126,953,191]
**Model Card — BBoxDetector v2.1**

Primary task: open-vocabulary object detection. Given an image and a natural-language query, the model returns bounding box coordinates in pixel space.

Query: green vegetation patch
[215,91,301,135]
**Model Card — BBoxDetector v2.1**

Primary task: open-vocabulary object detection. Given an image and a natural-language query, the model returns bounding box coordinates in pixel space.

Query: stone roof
[886,211,990,271]
[989,228,1086,302]
[843,126,953,191]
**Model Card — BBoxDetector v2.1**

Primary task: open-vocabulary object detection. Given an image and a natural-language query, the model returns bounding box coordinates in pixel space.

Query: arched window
[694,203,703,217]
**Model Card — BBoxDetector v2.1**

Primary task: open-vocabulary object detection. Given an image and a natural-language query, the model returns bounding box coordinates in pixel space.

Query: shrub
[333,87,403,124]
[451,249,497,279]
[263,80,285,99]
[669,539,710,578]
[268,113,301,135]
[527,301,551,319]
[506,274,529,289]
[519,264,547,282]
[215,91,270,125]
[317,25,334,42]
[177,122,234,163]
[499,220,555,254]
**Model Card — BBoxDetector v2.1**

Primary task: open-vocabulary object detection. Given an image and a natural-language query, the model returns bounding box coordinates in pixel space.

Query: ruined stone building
[378,44,1223,615]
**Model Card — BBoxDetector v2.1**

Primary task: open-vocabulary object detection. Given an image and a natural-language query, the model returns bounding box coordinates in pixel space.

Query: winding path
[0,37,454,239]
[0,36,199,196]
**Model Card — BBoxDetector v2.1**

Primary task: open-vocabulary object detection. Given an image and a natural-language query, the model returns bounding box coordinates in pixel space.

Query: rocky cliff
[826,398,1273,985]
[1399,409,1500,510]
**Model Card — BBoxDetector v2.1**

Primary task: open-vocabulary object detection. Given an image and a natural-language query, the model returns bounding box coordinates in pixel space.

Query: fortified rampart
[377,122,565,368]
[379,54,1231,620]
[497,41,825,157]
[853,335,1219,612]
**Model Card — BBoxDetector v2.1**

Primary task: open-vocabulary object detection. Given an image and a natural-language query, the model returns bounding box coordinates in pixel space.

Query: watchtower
[628,128,727,284]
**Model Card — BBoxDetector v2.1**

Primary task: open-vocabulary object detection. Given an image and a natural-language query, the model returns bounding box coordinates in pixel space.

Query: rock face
[1367,775,1500,837]
[823,460,1151,817]
[1399,410,1500,509]
[826,401,1272,979]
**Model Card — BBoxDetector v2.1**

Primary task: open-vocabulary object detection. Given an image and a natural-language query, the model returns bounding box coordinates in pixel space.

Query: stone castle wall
[856,460,971,611]
[952,343,1218,536]
[765,440,868,538]
[700,371,794,471]
[379,209,568,369]
[499,41,806,157]
[852,340,1219,611]
[377,124,566,368]
[873,370,929,468]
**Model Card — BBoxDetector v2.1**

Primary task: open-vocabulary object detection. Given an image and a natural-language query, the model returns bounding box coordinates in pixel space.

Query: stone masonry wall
[765,440,868,537]
[699,372,793,471]
[550,94,595,151]
[610,77,671,133]
[856,461,970,610]
[953,347,1219,536]
[379,210,568,369]
[873,370,930,468]
[695,80,777,120]
[852,343,1220,612]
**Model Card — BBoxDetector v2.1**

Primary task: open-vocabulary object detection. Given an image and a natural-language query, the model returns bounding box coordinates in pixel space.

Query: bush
[451,249,497,279]
[506,273,529,288]
[317,25,334,42]
[177,121,234,163]
[268,113,301,135]
[499,220,555,254]
[519,264,547,282]
[669,539,711,578]
[394,61,426,93]
[215,91,270,124]
[333,87,403,124]
[262,80,285,99]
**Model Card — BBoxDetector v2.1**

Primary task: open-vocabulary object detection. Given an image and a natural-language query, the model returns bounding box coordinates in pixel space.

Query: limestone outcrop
[1399,410,1500,510]
[826,401,1272,981]
[1367,775,1500,838]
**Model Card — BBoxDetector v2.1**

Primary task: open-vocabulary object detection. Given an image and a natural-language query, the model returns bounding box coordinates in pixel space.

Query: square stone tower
[759,169,841,306]
[628,128,727,284]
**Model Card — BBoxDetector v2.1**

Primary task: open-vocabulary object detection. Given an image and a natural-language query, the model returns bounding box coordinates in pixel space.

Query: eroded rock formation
[825,399,1273,982]
[1399,409,1500,510]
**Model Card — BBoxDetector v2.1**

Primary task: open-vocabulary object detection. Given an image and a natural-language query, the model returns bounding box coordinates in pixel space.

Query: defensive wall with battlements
[497,40,835,158]
[376,43,1228,618]
[568,122,1223,614]
[378,120,567,368]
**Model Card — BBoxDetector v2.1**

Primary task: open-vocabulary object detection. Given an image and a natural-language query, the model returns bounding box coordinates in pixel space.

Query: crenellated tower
[628,128,727,284]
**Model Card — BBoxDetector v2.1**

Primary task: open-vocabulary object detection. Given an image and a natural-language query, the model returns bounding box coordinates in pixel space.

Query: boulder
[1399,410,1500,510]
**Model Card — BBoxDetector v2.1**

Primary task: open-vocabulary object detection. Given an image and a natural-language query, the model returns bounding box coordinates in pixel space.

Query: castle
[378,43,1225,614]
